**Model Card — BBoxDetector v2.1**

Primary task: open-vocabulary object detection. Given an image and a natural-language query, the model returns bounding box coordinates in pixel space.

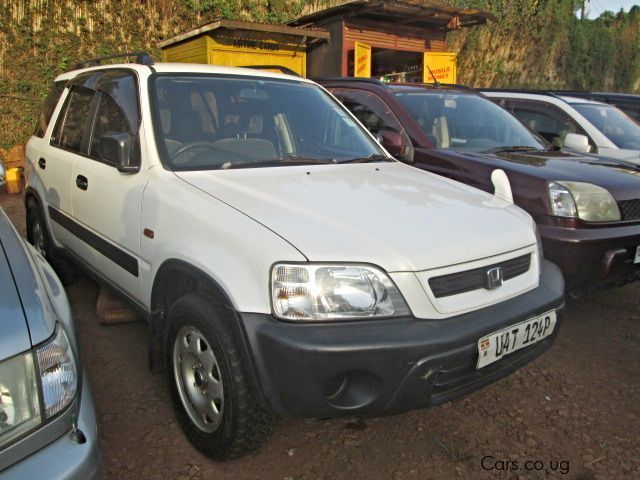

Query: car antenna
[425,64,441,88]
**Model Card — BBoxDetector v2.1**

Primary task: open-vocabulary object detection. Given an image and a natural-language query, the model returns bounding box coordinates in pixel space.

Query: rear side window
[52,86,95,153]
[331,89,403,135]
[35,81,66,138]
[89,71,140,160]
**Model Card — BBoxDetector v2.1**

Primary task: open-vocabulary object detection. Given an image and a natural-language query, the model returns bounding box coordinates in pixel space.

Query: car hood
[0,244,31,360]
[0,209,59,359]
[596,147,640,164]
[176,162,536,272]
[453,148,640,201]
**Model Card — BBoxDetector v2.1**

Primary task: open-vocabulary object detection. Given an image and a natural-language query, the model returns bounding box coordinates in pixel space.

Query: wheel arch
[148,259,267,410]
[150,258,236,315]
[24,186,48,245]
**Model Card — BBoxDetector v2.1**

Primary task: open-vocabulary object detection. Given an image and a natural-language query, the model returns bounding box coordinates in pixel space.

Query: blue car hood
[0,242,31,360]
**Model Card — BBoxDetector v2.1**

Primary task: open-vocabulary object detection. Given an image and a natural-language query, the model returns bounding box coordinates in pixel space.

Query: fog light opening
[324,370,381,410]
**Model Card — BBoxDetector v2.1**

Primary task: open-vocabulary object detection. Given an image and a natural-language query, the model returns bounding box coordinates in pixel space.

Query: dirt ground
[2,190,639,480]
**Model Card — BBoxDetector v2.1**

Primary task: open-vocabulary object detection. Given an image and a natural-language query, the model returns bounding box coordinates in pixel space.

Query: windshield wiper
[222,155,336,169]
[338,154,394,164]
[486,146,542,154]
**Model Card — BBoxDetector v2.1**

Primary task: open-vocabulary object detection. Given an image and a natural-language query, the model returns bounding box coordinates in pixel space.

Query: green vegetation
[1,0,639,149]
[450,0,640,91]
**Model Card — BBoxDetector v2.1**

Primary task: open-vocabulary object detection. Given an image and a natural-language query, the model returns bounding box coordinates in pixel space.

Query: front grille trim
[428,254,531,298]
[618,199,640,221]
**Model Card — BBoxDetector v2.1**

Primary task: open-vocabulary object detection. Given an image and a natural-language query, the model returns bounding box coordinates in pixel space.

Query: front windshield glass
[150,75,384,170]
[394,91,546,153]
[571,103,640,150]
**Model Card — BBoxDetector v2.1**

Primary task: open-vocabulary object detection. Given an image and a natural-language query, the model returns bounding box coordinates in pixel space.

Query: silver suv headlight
[271,263,411,321]
[548,181,621,222]
[0,326,77,450]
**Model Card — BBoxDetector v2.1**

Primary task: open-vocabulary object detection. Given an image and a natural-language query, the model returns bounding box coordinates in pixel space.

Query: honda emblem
[485,267,503,290]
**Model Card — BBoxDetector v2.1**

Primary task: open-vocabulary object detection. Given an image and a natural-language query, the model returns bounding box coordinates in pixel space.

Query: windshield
[571,103,640,150]
[394,91,546,153]
[150,75,385,170]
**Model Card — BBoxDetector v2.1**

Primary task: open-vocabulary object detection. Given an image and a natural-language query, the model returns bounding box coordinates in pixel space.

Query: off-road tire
[166,292,276,460]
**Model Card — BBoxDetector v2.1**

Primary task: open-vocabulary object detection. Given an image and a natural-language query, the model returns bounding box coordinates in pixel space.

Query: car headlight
[0,326,78,451]
[0,353,41,449]
[548,181,620,222]
[271,263,411,321]
[36,327,78,418]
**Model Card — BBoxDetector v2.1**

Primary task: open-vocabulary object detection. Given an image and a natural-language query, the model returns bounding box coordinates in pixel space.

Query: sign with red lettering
[355,41,372,78]
[423,52,457,84]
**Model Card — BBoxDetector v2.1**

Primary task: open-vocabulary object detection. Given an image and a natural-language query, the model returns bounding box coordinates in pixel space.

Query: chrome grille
[428,254,531,298]
[618,199,640,221]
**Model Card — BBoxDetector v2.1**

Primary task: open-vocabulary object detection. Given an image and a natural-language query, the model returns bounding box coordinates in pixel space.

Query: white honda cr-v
[24,55,564,460]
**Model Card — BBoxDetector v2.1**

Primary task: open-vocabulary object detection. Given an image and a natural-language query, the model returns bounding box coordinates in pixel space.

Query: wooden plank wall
[343,22,447,52]
[162,36,208,64]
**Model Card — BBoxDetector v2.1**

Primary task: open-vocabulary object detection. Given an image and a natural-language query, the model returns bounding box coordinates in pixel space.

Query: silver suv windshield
[394,91,546,153]
[571,103,640,150]
[150,75,386,170]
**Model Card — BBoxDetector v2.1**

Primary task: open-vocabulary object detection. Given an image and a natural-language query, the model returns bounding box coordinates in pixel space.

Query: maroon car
[318,78,640,292]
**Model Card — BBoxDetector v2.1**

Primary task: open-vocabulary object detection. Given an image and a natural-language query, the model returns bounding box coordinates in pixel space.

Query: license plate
[477,311,557,369]
[634,246,640,264]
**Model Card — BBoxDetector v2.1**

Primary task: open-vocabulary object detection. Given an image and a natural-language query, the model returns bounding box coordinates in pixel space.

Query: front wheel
[166,293,275,460]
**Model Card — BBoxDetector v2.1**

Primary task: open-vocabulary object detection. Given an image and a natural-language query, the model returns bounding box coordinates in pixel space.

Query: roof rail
[312,77,386,86]
[480,88,566,96]
[480,88,573,103]
[437,83,478,93]
[314,77,478,93]
[243,65,301,77]
[71,52,154,71]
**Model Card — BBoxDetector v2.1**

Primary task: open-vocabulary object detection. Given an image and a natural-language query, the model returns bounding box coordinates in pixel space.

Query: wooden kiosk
[159,18,329,77]
[290,0,490,83]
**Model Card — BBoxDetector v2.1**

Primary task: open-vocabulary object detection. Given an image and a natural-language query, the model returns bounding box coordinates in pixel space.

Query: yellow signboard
[354,41,372,78]
[423,52,457,84]
[208,36,306,76]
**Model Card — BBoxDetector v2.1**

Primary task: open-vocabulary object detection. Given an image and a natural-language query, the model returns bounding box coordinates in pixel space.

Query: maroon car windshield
[395,91,545,153]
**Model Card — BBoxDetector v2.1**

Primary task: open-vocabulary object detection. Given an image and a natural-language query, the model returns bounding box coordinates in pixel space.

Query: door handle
[76,175,88,191]
[38,158,46,170]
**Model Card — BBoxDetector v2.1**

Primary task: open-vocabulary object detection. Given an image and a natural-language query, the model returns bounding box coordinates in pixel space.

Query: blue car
[0,205,100,478]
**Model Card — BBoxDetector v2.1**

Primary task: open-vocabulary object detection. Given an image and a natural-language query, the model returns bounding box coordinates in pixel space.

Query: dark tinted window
[89,72,140,159]
[35,81,66,138]
[332,89,403,134]
[395,91,544,153]
[571,103,640,150]
[505,99,588,148]
[52,86,95,153]
[151,75,382,170]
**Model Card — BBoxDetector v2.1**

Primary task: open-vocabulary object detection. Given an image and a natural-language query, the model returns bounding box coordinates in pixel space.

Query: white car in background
[483,91,640,163]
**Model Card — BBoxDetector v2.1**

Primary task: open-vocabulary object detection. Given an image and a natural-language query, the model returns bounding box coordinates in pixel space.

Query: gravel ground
[2,191,639,480]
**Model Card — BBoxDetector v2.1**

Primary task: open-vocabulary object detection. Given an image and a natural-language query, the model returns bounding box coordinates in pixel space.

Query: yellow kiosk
[159,18,329,77]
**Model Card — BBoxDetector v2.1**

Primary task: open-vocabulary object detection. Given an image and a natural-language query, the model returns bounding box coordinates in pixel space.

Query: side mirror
[376,129,413,162]
[99,133,140,173]
[563,133,591,153]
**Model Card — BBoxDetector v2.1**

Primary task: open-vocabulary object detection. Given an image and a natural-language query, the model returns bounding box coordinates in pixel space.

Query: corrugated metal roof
[290,0,493,30]
[159,18,330,49]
